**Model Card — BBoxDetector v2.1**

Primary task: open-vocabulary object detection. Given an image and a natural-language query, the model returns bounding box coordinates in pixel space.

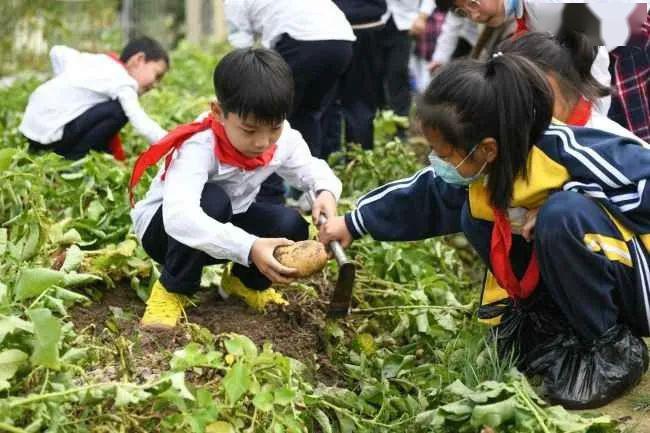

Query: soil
[69,276,342,385]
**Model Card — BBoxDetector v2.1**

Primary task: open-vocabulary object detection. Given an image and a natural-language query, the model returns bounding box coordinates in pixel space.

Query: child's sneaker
[141,280,188,329]
[221,266,288,311]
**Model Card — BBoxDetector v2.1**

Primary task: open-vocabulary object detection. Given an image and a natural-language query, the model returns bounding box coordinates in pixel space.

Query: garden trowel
[306,191,356,318]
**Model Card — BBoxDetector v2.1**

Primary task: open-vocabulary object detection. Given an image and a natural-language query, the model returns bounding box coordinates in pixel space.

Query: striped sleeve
[543,124,650,228]
[344,167,467,241]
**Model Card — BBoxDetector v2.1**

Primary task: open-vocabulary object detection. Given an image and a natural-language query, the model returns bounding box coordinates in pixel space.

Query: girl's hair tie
[492,51,504,59]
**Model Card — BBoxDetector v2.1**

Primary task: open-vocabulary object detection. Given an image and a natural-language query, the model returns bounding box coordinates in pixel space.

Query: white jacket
[131,116,342,266]
[19,46,166,145]
[225,0,355,49]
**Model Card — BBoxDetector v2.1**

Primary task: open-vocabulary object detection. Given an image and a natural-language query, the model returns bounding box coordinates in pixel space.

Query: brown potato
[273,240,329,278]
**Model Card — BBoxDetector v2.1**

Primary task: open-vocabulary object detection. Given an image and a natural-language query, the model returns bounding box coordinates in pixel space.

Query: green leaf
[14,268,64,301]
[0,349,29,390]
[415,313,429,333]
[224,334,258,359]
[0,148,17,171]
[28,308,62,369]
[0,315,34,343]
[273,386,297,406]
[252,390,274,412]
[470,396,517,428]
[312,409,332,433]
[0,228,7,255]
[61,245,84,272]
[86,200,105,221]
[168,371,195,401]
[205,422,236,433]
[114,385,151,407]
[222,361,251,404]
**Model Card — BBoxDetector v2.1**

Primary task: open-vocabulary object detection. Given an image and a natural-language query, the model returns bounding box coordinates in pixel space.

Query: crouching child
[129,48,341,329]
[20,37,168,160]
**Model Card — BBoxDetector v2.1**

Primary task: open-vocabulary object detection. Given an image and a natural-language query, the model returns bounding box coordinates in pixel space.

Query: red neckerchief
[566,97,593,127]
[129,114,276,206]
[489,208,540,300]
[105,52,127,161]
[513,8,528,39]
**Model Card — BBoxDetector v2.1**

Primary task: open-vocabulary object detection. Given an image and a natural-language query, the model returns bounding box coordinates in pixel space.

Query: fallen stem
[350,305,468,314]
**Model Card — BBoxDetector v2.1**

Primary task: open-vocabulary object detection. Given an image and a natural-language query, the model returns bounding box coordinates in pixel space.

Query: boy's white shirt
[19,45,166,145]
[224,0,355,49]
[130,115,342,266]
[431,14,480,64]
[384,0,436,30]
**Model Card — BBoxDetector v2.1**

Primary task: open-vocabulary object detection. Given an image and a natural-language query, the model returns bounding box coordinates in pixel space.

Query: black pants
[461,191,650,342]
[29,100,127,160]
[378,17,412,117]
[258,35,353,204]
[322,25,384,155]
[141,183,309,295]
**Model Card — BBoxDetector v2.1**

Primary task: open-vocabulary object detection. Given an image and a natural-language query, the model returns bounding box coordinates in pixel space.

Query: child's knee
[281,208,309,241]
[536,191,597,244]
[200,183,233,222]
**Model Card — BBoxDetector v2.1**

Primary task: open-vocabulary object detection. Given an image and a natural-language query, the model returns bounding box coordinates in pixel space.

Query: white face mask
[428,144,488,186]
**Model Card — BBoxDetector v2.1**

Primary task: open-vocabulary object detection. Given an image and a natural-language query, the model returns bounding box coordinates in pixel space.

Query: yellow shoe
[141,280,188,329]
[221,268,288,312]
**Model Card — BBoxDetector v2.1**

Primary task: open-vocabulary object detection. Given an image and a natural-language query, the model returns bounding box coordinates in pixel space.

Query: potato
[273,240,329,277]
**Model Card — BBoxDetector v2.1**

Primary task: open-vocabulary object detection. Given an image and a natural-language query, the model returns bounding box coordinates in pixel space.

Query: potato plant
[0,43,616,433]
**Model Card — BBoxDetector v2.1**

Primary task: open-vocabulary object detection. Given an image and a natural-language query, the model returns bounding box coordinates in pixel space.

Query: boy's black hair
[498,31,610,105]
[416,55,554,209]
[120,36,169,66]
[434,0,456,12]
[213,48,294,125]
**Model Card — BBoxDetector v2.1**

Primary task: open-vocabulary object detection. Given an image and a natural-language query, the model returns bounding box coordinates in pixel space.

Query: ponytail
[498,31,610,105]
[417,55,553,209]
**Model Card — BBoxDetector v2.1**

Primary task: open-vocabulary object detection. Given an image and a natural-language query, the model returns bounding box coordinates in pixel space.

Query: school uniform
[323,0,388,154]
[343,123,650,404]
[379,0,435,115]
[19,46,166,160]
[430,13,479,65]
[130,113,342,295]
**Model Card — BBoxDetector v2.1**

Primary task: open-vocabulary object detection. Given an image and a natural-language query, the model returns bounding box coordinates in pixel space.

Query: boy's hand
[318,216,354,248]
[311,190,337,226]
[250,238,298,284]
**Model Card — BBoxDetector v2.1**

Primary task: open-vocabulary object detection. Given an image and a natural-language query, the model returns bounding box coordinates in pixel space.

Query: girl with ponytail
[498,31,647,144]
[320,53,650,409]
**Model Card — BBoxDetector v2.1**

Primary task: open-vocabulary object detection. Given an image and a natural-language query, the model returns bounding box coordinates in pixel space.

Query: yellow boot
[141,280,188,329]
[221,267,288,312]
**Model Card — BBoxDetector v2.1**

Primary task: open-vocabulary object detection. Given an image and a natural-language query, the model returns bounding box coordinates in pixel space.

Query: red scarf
[490,208,540,300]
[106,52,127,161]
[566,97,592,127]
[513,7,528,39]
[129,114,276,206]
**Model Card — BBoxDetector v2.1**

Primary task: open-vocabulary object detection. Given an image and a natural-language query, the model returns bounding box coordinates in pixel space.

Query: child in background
[320,54,650,408]
[130,48,341,329]
[499,31,648,143]
[410,8,447,93]
[224,0,355,203]
[609,8,649,142]
[20,37,168,160]
[436,0,643,116]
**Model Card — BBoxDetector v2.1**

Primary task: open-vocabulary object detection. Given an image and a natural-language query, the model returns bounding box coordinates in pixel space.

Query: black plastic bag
[490,290,649,409]
[528,324,649,409]
[491,289,567,367]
